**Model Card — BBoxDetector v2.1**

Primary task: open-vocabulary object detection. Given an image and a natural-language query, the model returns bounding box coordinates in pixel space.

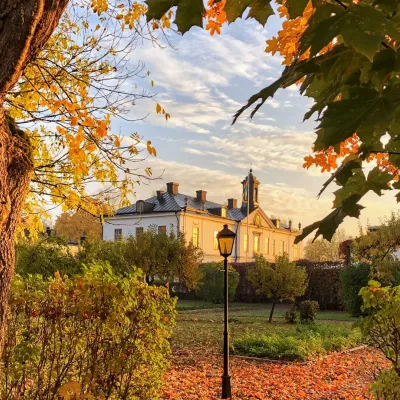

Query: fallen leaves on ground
[162,347,388,399]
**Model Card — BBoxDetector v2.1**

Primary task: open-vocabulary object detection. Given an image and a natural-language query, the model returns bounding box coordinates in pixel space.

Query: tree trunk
[268,298,277,323]
[0,0,69,356]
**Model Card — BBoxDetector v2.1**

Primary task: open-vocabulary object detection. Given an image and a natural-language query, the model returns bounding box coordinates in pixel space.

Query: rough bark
[0,0,69,355]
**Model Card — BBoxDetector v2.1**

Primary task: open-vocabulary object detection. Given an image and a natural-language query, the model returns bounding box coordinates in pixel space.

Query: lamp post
[217,224,236,399]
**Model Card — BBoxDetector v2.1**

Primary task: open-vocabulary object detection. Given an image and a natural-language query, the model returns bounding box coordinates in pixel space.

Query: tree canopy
[304,228,348,262]
[144,0,400,242]
[54,209,102,242]
[247,254,308,322]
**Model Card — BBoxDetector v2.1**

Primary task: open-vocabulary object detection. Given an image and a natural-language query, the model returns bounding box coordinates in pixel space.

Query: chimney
[289,219,292,230]
[298,222,302,230]
[156,190,165,201]
[196,190,207,203]
[228,198,237,209]
[276,218,281,229]
[166,182,179,195]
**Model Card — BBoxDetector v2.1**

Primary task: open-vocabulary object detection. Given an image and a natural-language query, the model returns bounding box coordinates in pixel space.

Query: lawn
[162,300,388,399]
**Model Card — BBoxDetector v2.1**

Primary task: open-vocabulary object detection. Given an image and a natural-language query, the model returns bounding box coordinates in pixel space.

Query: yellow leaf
[71,116,78,126]
[156,103,162,114]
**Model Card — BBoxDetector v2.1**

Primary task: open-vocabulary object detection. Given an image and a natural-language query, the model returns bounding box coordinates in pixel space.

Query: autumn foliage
[2,263,176,399]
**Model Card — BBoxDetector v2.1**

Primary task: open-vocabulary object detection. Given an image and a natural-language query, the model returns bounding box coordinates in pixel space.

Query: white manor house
[103,170,304,262]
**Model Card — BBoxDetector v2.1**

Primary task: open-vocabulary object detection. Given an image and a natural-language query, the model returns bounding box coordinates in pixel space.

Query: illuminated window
[244,234,248,252]
[221,207,227,218]
[158,225,167,234]
[272,239,275,255]
[254,235,260,253]
[279,240,284,256]
[293,244,298,260]
[213,230,218,250]
[265,238,269,254]
[114,229,122,241]
[136,227,144,236]
[192,227,199,247]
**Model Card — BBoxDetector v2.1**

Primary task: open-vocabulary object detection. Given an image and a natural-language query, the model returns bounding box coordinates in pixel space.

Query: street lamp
[217,224,236,399]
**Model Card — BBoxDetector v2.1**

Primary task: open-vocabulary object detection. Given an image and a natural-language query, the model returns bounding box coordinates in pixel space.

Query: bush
[370,368,400,400]
[1,263,176,399]
[16,238,82,277]
[247,255,308,322]
[231,324,362,361]
[285,308,300,324]
[195,262,239,304]
[340,262,370,316]
[360,282,400,399]
[298,300,319,323]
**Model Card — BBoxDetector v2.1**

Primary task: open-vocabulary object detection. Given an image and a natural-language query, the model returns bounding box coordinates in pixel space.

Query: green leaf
[314,85,400,151]
[317,156,361,199]
[285,0,308,18]
[367,167,392,195]
[294,220,321,244]
[225,0,254,22]
[300,3,400,61]
[246,0,274,25]
[145,0,204,34]
[333,169,367,209]
[224,0,274,25]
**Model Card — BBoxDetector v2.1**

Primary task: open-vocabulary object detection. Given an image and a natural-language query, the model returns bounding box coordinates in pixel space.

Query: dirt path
[162,347,387,399]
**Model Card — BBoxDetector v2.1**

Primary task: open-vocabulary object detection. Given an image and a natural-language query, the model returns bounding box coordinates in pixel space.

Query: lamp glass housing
[217,224,236,257]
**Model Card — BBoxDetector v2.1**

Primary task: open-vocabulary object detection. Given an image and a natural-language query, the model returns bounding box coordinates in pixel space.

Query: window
[272,239,275,255]
[265,238,269,255]
[136,200,144,213]
[114,228,122,241]
[213,230,219,250]
[192,227,199,247]
[158,225,167,235]
[221,207,227,218]
[254,235,260,253]
[136,227,144,236]
[244,234,248,252]
[279,240,284,256]
[293,244,298,260]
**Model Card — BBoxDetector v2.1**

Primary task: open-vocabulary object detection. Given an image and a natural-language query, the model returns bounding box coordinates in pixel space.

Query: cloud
[188,129,315,172]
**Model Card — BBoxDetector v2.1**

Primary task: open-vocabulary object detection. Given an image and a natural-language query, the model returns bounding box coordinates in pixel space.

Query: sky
[109,9,398,237]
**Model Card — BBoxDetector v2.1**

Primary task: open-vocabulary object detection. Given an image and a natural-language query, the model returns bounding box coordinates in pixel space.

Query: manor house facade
[103,170,303,262]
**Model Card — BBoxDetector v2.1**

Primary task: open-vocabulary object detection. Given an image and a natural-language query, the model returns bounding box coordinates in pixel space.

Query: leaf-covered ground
[162,347,387,399]
[162,302,388,399]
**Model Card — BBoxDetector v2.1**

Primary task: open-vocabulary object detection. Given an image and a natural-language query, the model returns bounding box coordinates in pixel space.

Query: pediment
[247,208,276,229]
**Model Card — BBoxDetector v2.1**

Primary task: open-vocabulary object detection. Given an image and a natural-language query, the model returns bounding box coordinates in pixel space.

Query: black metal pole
[222,255,231,399]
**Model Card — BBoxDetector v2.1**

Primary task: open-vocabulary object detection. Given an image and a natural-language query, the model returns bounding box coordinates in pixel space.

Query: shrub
[370,369,400,400]
[360,282,400,399]
[16,237,82,277]
[247,254,308,322]
[195,262,239,304]
[298,300,319,323]
[285,308,300,324]
[1,263,176,399]
[231,324,362,361]
[340,262,370,316]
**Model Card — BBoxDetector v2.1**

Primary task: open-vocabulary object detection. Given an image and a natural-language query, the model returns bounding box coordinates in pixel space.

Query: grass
[172,300,361,359]
[231,324,363,361]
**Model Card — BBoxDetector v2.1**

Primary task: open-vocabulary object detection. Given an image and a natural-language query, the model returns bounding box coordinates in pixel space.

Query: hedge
[231,260,344,310]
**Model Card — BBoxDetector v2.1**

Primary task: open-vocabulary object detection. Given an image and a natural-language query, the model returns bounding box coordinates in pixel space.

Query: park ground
[161,301,388,400]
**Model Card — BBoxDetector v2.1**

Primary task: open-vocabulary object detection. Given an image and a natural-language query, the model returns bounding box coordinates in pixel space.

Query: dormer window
[136,200,144,213]
[221,207,227,218]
